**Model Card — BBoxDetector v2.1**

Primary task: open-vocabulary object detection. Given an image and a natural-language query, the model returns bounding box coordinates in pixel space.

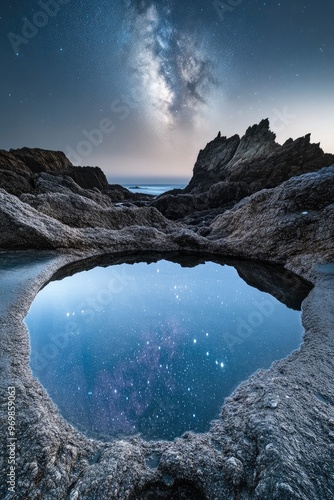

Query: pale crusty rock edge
[0,243,333,500]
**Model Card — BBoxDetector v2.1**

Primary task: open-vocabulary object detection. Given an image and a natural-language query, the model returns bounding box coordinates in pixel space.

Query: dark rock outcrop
[0,126,333,272]
[1,147,109,193]
[152,119,334,219]
[8,147,73,174]
[67,165,109,191]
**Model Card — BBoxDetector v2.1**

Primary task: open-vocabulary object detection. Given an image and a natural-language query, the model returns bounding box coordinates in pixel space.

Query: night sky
[1,0,334,182]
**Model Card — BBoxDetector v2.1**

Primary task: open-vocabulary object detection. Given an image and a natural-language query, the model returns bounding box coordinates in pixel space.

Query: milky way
[2,0,334,180]
[124,2,217,129]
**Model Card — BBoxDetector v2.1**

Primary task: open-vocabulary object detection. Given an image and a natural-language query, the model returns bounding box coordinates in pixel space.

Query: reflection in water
[25,260,304,440]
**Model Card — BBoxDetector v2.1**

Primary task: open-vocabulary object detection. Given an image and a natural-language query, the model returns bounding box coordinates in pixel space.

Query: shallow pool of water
[26,259,304,440]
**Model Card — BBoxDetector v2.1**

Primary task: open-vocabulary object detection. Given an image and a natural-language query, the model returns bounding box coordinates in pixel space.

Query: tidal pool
[26,259,305,441]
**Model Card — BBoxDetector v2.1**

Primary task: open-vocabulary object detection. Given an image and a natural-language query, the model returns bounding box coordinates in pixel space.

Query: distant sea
[122,184,186,196]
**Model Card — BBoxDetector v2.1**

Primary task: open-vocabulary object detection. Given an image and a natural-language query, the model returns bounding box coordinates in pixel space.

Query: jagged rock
[1,120,334,499]
[153,120,334,220]
[186,119,334,195]
[185,133,241,192]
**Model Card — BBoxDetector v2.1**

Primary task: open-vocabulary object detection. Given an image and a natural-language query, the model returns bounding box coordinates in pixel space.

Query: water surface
[26,260,304,440]
[123,184,185,196]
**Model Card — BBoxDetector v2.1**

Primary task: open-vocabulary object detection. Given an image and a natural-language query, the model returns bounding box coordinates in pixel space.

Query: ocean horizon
[122,183,186,196]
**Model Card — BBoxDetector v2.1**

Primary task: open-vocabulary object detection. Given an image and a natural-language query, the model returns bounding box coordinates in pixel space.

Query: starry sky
[1,0,334,182]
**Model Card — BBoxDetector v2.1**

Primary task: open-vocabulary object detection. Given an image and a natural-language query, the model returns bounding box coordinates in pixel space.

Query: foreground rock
[0,252,333,499]
[1,167,333,274]
[0,188,176,251]
[204,166,334,270]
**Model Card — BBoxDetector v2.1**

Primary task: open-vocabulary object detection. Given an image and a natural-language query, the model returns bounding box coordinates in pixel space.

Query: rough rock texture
[0,253,333,500]
[153,119,334,219]
[1,147,114,193]
[0,149,33,174]
[205,166,334,266]
[0,168,34,196]
[7,147,73,174]
[0,121,334,499]
[186,119,334,195]
[0,189,176,251]
[1,166,333,273]
[21,191,173,231]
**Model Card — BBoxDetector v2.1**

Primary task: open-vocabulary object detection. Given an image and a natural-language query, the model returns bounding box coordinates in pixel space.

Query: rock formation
[0,120,334,499]
[152,119,334,220]
[0,147,143,197]
[204,165,334,268]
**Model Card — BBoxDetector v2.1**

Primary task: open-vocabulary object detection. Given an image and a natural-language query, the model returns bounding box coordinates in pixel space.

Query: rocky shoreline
[0,120,334,498]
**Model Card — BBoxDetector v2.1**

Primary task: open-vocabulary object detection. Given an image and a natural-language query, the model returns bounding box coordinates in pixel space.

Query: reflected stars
[214,360,225,369]
[27,259,304,441]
